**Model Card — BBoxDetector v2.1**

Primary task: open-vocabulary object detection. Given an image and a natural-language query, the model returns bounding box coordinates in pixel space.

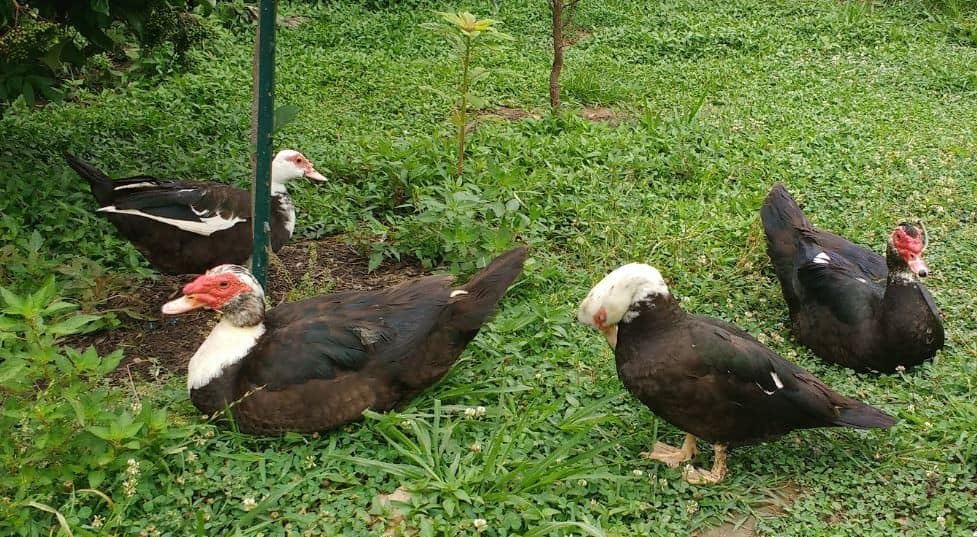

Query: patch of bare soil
[478,106,542,121]
[695,480,803,537]
[581,106,622,125]
[65,235,428,383]
[565,29,592,46]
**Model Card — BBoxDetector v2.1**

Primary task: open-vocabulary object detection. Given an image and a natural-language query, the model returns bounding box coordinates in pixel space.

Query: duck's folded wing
[694,318,846,423]
[796,256,882,325]
[98,184,250,236]
[242,278,456,389]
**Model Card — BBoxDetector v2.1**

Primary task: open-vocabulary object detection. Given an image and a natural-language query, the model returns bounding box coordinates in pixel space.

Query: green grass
[2,0,977,535]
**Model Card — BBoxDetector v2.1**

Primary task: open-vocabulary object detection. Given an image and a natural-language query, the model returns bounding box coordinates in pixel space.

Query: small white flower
[907,404,915,413]
[476,406,486,417]
[186,451,198,463]
[131,401,143,414]
[895,365,906,373]
[632,469,643,477]
[126,458,140,476]
[305,455,317,469]
[948,476,957,484]
[473,518,488,532]
[91,515,104,528]
[686,500,700,514]
[243,497,258,511]
[464,408,477,418]
[937,515,945,527]
[577,479,587,487]
[469,442,482,453]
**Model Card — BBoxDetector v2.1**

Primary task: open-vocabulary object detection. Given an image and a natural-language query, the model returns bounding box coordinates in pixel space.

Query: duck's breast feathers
[246,276,457,388]
[97,182,251,236]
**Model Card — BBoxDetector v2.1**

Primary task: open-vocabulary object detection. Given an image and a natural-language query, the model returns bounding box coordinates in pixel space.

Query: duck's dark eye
[219,281,230,289]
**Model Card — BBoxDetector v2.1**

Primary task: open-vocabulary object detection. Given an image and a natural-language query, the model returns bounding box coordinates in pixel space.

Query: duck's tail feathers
[760,183,812,239]
[834,401,897,429]
[64,152,114,206]
[449,246,528,331]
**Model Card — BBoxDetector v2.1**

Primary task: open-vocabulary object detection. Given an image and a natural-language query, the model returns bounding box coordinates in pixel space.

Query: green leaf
[21,80,35,108]
[31,275,57,308]
[48,314,102,336]
[0,286,25,310]
[88,470,105,488]
[0,358,27,387]
[272,104,300,134]
[91,0,110,16]
[43,301,79,316]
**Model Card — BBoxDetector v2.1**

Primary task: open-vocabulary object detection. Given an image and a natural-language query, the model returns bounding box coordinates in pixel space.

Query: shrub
[0,277,193,535]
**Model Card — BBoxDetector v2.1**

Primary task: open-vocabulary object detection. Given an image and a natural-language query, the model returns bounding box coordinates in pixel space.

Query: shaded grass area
[1,0,976,535]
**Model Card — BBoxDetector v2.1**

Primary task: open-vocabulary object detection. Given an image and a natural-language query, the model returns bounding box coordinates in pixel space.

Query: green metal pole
[251,0,277,288]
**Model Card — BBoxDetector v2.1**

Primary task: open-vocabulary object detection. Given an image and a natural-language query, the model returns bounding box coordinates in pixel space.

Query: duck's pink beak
[907,256,929,278]
[304,168,327,182]
[162,295,207,314]
[600,325,618,349]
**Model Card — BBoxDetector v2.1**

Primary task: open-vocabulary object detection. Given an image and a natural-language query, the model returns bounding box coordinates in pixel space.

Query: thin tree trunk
[549,0,564,111]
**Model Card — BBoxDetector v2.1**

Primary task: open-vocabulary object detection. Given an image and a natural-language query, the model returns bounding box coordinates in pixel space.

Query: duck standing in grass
[161,247,527,434]
[761,183,944,372]
[577,263,895,484]
[64,150,326,274]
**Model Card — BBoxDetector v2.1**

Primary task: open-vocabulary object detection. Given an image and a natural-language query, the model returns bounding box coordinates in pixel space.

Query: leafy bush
[391,179,536,271]
[0,0,213,111]
[0,8,83,109]
[0,277,192,535]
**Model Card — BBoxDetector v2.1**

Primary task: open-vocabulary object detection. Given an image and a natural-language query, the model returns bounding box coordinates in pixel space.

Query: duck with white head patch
[578,263,895,484]
[162,247,527,435]
[64,149,326,274]
[761,183,944,372]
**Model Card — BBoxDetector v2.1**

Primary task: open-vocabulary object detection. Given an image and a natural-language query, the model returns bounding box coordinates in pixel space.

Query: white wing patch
[770,371,784,389]
[98,205,245,236]
[450,290,469,298]
[113,182,158,191]
[813,252,831,264]
[756,382,776,396]
[187,319,265,390]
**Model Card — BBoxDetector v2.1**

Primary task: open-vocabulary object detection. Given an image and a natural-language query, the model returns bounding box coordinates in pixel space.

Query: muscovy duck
[161,247,528,434]
[578,263,895,484]
[64,150,326,274]
[761,183,944,373]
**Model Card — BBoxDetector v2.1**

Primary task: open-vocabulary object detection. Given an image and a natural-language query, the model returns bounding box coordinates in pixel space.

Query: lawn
[1,0,976,535]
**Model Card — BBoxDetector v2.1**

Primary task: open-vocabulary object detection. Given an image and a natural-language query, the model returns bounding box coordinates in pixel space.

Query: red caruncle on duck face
[182,272,251,310]
[891,223,929,277]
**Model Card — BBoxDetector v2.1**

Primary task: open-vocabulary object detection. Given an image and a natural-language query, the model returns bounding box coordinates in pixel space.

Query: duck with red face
[161,248,528,435]
[761,184,944,373]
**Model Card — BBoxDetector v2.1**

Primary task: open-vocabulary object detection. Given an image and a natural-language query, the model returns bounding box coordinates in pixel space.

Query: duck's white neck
[187,318,266,391]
